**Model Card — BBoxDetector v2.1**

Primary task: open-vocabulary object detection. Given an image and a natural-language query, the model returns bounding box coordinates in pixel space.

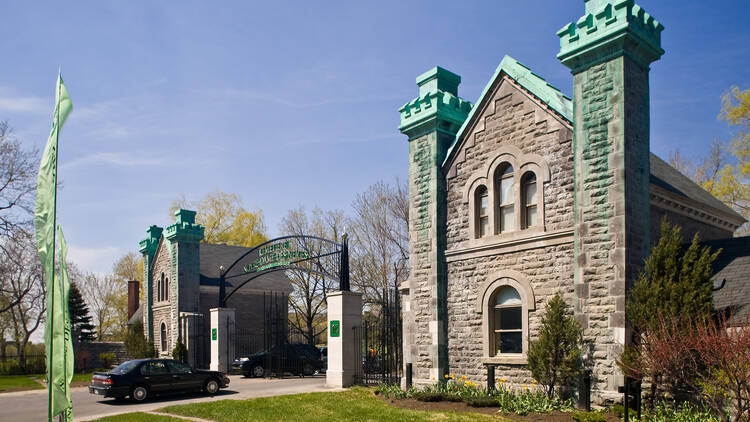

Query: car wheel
[302,363,314,376]
[130,385,149,402]
[204,378,220,395]
[252,364,265,378]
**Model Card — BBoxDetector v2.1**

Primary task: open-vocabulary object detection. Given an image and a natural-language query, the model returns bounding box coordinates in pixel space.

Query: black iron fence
[354,288,402,385]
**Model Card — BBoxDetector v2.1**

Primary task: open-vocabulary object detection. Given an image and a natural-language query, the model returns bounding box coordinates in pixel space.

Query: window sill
[481,355,527,365]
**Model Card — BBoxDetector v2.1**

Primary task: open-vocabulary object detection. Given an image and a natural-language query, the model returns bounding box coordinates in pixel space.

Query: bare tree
[83,273,127,341]
[0,121,38,238]
[280,206,345,345]
[0,231,45,365]
[348,179,409,307]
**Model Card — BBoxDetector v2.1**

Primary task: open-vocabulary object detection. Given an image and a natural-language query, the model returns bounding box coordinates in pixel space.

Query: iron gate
[354,288,402,385]
[230,291,318,378]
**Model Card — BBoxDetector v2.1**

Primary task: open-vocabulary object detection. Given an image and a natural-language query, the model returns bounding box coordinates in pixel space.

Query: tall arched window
[164,277,169,302]
[492,286,522,355]
[160,322,167,352]
[496,164,514,233]
[475,185,489,238]
[158,273,164,301]
[521,172,537,229]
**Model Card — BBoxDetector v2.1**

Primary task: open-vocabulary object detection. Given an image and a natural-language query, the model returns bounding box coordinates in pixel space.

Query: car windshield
[109,360,140,374]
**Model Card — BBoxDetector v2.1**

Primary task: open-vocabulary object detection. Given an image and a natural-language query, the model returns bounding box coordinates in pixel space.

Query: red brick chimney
[127,280,140,319]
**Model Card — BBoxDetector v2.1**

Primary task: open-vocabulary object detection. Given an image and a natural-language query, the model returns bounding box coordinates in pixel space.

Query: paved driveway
[0,375,332,421]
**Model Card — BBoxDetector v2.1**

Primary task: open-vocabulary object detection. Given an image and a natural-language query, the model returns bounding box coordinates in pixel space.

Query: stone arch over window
[160,322,167,352]
[463,147,550,239]
[476,270,535,364]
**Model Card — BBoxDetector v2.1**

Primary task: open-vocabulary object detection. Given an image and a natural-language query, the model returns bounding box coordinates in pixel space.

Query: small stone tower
[398,67,472,384]
[139,225,162,341]
[164,209,204,317]
[557,0,664,400]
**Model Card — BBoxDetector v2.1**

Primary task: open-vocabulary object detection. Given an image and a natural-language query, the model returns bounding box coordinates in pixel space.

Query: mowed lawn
[0,372,95,393]
[0,374,44,392]
[92,388,508,422]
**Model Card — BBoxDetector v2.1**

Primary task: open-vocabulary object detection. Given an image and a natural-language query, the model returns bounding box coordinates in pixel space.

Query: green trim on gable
[443,55,573,167]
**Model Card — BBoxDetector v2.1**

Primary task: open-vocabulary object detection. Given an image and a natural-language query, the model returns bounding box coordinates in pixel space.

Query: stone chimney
[127,280,140,320]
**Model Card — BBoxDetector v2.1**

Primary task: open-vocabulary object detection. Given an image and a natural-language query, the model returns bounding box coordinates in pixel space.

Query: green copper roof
[139,225,163,255]
[399,66,472,140]
[443,55,572,167]
[557,0,664,72]
[165,209,204,243]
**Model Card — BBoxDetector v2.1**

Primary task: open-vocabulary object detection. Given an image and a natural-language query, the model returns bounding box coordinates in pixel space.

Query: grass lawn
[159,387,507,422]
[0,374,44,392]
[89,413,185,422]
[30,372,94,386]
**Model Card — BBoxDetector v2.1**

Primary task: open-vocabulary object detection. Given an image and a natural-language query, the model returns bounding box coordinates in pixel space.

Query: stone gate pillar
[210,307,235,373]
[557,0,664,402]
[326,291,362,388]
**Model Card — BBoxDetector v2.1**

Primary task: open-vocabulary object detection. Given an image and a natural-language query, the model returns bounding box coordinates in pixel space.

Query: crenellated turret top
[165,209,204,243]
[557,0,664,73]
[399,66,472,140]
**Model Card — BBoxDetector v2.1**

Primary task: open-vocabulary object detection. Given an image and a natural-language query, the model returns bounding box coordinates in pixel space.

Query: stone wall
[446,244,574,383]
[443,75,576,385]
[151,239,173,356]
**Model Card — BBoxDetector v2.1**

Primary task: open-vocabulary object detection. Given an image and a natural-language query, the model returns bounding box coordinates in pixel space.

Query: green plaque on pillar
[330,320,340,337]
[212,328,217,340]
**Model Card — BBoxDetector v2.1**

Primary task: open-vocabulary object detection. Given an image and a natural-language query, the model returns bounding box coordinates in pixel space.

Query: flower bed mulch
[377,395,621,421]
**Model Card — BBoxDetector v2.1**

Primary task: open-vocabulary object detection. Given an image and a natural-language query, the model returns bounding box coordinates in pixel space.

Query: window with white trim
[491,286,523,355]
[475,185,489,238]
[521,172,538,229]
[496,164,514,233]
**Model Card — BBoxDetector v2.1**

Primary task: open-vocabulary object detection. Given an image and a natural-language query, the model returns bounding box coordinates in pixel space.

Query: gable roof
[441,55,744,227]
[649,154,744,221]
[444,55,572,167]
[702,236,750,326]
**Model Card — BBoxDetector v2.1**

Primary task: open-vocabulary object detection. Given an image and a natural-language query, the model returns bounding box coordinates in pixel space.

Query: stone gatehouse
[132,209,292,368]
[398,0,749,404]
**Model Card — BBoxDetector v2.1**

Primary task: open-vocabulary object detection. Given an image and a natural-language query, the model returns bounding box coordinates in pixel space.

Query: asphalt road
[0,374,332,421]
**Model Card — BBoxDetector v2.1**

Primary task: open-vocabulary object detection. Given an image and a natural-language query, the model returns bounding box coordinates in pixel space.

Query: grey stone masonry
[399,67,471,384]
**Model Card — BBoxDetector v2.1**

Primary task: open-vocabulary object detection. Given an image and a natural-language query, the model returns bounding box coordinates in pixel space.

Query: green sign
[211,328,217,341]
[330,320,340,337]
[243,240,310,273]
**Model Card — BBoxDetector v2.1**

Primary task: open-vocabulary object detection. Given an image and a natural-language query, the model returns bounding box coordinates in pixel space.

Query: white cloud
[0,89,48,114]
[67,245,122,274]
[61,151,165,170]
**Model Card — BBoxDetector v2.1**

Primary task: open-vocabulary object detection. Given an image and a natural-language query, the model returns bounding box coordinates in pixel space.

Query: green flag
[35,73,73,421]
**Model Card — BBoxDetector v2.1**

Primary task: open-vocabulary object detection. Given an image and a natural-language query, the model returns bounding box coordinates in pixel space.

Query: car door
[140,360,172,393]
[167,360,202,391]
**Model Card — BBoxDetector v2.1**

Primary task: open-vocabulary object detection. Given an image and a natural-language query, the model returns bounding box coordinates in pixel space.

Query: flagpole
[47,72,61,422]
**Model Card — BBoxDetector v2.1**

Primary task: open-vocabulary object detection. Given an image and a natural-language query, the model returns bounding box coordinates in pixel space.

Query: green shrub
[0,357,46,375]
[571,411,607,422]
[464,396,498,407]
[494,386,574,416]
[375,383,416,399]
[99,352,116,369]
[611,404,625,418]
[632,401,720,422]
[172,340,187,363]
[124,321,155,358]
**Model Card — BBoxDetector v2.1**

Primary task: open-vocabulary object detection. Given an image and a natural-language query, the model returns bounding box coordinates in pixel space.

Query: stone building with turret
[133,209,292,368]
[398,0,749,403]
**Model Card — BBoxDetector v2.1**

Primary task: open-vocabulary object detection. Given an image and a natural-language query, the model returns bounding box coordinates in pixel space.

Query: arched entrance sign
[218,234,350,307]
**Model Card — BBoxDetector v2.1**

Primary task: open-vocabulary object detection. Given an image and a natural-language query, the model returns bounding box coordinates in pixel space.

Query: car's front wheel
[130,385,149,402]
[204,378,219,395]
[251,364,265,378]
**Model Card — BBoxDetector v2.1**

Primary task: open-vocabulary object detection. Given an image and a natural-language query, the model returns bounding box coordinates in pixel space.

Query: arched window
[160,322,167,352]
[521,172,537,229]
[491,286,522,355]
[496,164,514,233]
[475,185,489,238]
[164,277,169,302]
[157,273,164,301]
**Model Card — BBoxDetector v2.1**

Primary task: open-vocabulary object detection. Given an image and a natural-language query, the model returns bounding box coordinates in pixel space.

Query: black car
[88,358,230,402]
[232,343,324,377]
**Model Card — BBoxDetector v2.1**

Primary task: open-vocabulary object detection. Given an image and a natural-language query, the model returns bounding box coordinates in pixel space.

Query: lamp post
[218,265,225,308]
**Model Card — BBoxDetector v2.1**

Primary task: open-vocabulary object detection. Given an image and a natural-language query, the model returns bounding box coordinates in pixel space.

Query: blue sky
[1,1,748,274]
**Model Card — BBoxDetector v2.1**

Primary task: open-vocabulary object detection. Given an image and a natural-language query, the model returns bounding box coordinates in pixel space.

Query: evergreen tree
[527,292,583,399]
[68,282,96,342]
[124,321,155,359]
[627,219,720,334]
